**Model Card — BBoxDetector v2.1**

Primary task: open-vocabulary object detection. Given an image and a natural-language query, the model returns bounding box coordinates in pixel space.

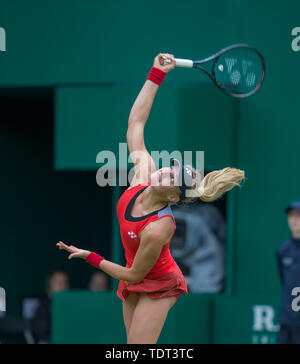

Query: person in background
[31,271,70,344]
[88,272,110,292]
[277,200,300,345]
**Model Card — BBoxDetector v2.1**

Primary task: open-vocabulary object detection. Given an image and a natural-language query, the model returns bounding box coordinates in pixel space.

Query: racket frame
[161,44,266,98]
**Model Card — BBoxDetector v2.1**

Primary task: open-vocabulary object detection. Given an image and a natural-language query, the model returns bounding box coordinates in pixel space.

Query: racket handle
[175,59,194,68]
[159,56,194,68]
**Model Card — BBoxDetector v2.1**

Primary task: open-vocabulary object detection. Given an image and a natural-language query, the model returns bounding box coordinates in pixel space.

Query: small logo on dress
[128,232,137,239]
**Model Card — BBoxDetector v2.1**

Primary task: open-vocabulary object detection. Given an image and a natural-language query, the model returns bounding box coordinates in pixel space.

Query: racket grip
[175,59,194,68]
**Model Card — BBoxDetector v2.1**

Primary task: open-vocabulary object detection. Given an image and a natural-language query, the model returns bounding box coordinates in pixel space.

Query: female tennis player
[57,53,245,344]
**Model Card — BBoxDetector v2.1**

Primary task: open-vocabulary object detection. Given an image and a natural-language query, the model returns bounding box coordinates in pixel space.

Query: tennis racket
[159,44,266,98]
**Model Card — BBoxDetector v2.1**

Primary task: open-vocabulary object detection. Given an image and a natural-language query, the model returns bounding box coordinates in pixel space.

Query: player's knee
[127,331,157,345]
[127,330,147,344]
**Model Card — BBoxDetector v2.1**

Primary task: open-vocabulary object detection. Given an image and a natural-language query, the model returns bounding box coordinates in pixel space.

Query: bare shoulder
[140,217,175,245]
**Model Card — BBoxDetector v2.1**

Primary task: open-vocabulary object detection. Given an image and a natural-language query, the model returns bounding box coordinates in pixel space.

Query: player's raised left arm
[127,53,176,187]
[57,241,136,283]
[56,218,174,284]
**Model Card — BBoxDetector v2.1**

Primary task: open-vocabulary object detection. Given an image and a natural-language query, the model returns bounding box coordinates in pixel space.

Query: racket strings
[214,48,264,97]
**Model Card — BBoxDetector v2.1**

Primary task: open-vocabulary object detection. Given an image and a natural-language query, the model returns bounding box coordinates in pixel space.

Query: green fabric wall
[55,86,236,170]
[0,0,238,85]
[1,0,299,343]
[52,292,212,344]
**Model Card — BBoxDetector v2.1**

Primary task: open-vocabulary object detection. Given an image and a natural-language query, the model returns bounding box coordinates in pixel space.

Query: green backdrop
[1,0,299,344]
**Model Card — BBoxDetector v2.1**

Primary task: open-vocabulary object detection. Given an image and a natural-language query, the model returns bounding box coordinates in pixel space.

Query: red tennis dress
[116,182,188,301]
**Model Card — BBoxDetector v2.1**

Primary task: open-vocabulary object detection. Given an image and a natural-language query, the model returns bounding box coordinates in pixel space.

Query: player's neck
[140,186,168,213]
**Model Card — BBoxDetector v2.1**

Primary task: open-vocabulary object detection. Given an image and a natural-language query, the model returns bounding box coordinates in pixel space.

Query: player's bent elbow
[128,270,143,284]
[129,276,143,284]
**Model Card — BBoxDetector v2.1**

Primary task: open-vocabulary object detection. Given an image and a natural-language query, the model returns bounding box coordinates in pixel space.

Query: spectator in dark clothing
[277,200,300,344]
[31,271,70,344]
[0,313,31,340]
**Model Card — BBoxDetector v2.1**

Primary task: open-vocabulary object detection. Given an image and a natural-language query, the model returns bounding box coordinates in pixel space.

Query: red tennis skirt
[117,264,188,302]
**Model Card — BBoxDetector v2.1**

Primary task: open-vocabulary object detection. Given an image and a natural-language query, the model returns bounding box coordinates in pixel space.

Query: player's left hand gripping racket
[160,44,266,98]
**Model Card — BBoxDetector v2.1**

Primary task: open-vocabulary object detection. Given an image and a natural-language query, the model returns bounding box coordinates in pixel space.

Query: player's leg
[127,293,177,344]
[122,292,141,337]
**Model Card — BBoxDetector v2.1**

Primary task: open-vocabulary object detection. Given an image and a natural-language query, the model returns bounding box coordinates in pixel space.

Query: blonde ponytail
[199,168,245,202]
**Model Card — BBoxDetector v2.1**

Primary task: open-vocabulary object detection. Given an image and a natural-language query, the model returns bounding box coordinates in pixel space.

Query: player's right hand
[153,53,176,73]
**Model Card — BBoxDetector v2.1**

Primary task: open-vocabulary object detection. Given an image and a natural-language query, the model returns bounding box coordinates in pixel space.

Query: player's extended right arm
[127,53,176,185]
[127,53,175,133]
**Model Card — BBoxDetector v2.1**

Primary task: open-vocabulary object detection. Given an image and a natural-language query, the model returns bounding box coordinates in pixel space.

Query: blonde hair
[181,167,245,204]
